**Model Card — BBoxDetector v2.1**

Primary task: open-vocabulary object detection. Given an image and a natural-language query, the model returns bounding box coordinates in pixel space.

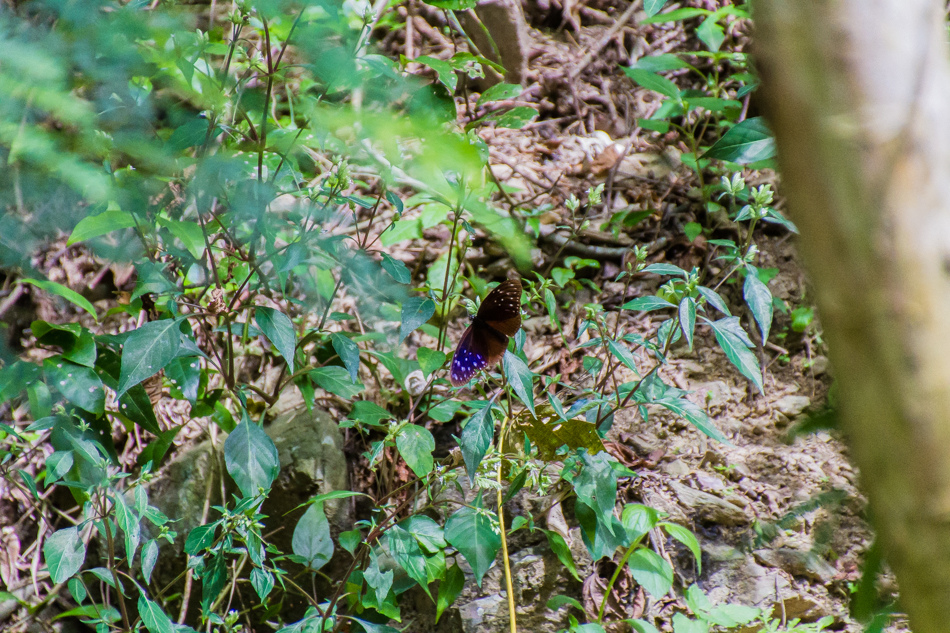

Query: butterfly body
[450,279,522,387]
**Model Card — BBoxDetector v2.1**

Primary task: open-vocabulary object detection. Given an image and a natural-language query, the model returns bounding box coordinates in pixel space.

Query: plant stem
[497,365,517,633]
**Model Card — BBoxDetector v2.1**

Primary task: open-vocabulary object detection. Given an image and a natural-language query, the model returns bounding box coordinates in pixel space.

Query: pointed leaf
[224,417,279,496]
[116,320,181,396]
[255,307,297,372]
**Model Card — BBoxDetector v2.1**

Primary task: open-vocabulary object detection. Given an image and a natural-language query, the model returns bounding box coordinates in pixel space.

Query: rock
[753,548,837,584]
[669,482,750,526]
[775,395,811,418]
[458,595,507,633]
[810,355,830,376]
[662,459,691,477]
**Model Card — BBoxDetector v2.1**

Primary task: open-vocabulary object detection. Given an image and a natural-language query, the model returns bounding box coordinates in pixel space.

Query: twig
[569,0,643,80]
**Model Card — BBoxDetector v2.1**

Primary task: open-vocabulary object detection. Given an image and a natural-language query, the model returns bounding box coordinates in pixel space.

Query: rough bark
[750,1,950,629]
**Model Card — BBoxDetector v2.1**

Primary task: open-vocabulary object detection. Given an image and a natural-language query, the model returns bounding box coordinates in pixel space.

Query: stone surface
[775,395,811,418]
[753,548,837,584]
[669,481,750,526]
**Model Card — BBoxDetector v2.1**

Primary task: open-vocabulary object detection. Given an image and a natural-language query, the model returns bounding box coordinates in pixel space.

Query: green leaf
[622,68,680,99]
[641,263,687,277]
[790,305,814,333]
[44,359,104,415]
[697,286,731,316]
[400,515,446,553]
[224,417,279,497]
[45,451,74,485]
[445,494,501,586]
[250,568,274,600]
[476,83,523,107]
[31,321,96,367]
[460,404,493,483]
[545,530,580,580]
[607,339,639,375]
[644,0,672,17]
[395,424,435,478]
[628,619,662,633]
[116,319,181,397]
[436,563,465,623]
[696,16,725,52]
[503,352,535,416]
[701,117,776,164]
[44,527,86,584]
[156,216,205,259]
[400,297,435,342]
[417,347,447,378]
[641,7,708,23]
[655,397,730,444]
[292,502,334,571]
[310,366,364,398]
[381,253,411,284]
[416,55,458,93]
[141,539,159,584]
[621,504,661,541]
[631,54,688,73]
[67,210,137,245]
[661,522,702,574]
[18,278,97,321]
[627,548,673,598]
[166,356,201,405]
[621,296,676,312]
[705,317,763,393]
[117,384,160,435]
[255,307,297,372]
[138,595,173,633]
[492,106,537,129]
[679,296,696,350]
[331,333,361,382]
[574,451,619,528]
[348,400,394,426]
[387,524,431,597]
[743,269,773,343]
[184,523,216,555]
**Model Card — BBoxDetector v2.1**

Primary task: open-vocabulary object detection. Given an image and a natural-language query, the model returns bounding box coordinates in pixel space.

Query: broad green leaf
[348,400,394,426]
[310,366,364,398]
[503,351,534,416]
[705,317,763,393]
[622,68,680,99]
[131,262,178,301]
[460,404,493,483]
[671,612,707,633]
[255,307,297,372]
[350,619,401,633]
[445,495,501,586]
[661,522,702,574]
[395,424,435,478]
[44,359,104,415]
[574,451,619,527]
[251,568,274,600]
[417,347,446,378]
[628,619,662,633]
[631,54,688,72]
[400,297,435,342]
[116,319,181,396]
[387,524,431,597]
[621,504,661,541]
[476,83,523,107]
[224,417,279,496]
[19,279,97,321]
[627,548,673,598]
[621,296,676,312]
[184,524,216,555]
[641,7,708,24]
[67,210,137,245]
[166,356,201,404]
[138,595,173,633]
[292,502,333,571]
[45,451,74,485]
[399,515,446,554]
[701,117,776,164]
[436,563,464,623]
[331,333,361,382]
[743,269,773,343]
[117,384,160,435]
[44,527,86,583]
[644,0,672,18]
[31,321,96,367]
[492,106,537,129]
[156,216,205,259]
[113,494,141,563]
[575,499,626,560]
[68,577,86,604]
[416,55,458,93]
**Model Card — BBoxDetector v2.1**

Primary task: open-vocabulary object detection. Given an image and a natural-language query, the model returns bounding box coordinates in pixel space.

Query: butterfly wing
[476,279,522,337]
[450,320,510,386]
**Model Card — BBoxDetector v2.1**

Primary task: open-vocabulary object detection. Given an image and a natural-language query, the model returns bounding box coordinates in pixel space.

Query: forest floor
[0,0,906,632]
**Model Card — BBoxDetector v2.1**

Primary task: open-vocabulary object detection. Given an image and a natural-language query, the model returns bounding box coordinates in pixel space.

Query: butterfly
[450,279,523,387]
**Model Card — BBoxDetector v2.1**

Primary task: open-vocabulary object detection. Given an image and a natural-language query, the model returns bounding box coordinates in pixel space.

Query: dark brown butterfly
[450,279,523,387]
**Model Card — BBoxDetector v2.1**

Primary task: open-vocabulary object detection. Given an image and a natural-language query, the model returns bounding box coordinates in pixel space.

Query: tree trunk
[751,0,950,629]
